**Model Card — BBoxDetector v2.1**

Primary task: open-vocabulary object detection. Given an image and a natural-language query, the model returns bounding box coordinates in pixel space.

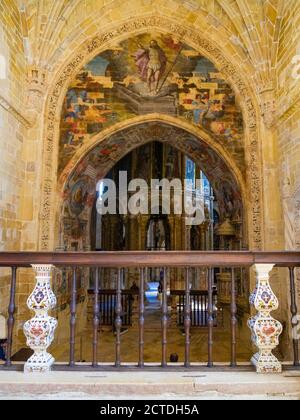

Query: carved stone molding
[39,15,263,251]
[279,97,300,123]
[248,264,283,373]
[0,94,31,128]
[26,66,48,125]
[23,265,57,373]
[259,88,277,129]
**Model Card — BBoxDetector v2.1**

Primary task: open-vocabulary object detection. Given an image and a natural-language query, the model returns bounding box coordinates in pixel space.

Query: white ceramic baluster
[23,265,57,373]
[248,264,283,373]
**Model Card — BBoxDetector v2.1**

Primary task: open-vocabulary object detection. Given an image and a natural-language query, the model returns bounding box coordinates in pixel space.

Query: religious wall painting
[59,124,244,257]
[59,33,244,174]
[165,144,181,180]
[135,143,152,181]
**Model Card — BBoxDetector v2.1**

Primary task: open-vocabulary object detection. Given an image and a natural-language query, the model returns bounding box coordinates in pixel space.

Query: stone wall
[0,1,28,324]
[0,2,42,352]
[276,1,300,305]
[0,0,27,255]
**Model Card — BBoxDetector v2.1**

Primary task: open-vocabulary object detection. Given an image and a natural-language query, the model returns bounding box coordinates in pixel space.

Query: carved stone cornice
[0,94,31,128]
[26,66,48,125]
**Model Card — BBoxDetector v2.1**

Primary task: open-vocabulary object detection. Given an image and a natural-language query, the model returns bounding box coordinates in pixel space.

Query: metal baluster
[230,268,237,367]
[115,268,122,367]
[5,266,17,367]
[92,268,100,367]
[103,293,105,325]
[108,293,110,325]
[203,294,206,325]
[207,267,214,367]
[107,293,109,325]
[125,295,127,325]
[69,267,77,367]
[101,293,103,325]
[184,267,191,367]
[180,295,182,325]
[106,293,108,325]
[199,295,203,327]
[138,268,145,367]
[111,293,113,326]
[103,293,109,326]
[191,295,194,326]
[183,295,185,326]
[205,294,207,326]
[289,267,300,366]
[200,295,203,327]
[126,294,129,326]
[161,267,168,367]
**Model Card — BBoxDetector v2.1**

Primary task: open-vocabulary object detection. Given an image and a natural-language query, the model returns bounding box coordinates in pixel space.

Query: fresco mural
[59,33,244,174]
[59,123,243,252]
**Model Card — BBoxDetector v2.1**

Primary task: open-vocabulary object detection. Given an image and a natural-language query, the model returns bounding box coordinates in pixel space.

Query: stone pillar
[23,265,58,373]
[140,215,148,250]
[248,264,283,373]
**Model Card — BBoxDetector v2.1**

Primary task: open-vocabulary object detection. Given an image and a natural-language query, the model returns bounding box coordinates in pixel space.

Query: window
[185,157,195,188]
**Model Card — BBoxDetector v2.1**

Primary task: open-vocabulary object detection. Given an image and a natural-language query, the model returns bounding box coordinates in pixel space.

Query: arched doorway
[52,124,251,364]
[58,122,247,252]
[48,30,254,363]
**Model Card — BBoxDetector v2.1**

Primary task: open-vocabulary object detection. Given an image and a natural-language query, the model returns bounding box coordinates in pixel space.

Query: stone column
[23,265,58,373]
[248,264,283,373]
[140,215,148,250]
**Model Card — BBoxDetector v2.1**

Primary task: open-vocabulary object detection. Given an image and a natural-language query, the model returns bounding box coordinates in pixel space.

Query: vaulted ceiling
[16,0,292,93]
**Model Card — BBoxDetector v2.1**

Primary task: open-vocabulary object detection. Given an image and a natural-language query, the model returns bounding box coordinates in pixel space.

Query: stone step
[0,370,299,400]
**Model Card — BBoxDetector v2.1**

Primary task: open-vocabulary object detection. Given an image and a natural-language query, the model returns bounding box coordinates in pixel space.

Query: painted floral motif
[261,291,272,304]
[34,290,45,304]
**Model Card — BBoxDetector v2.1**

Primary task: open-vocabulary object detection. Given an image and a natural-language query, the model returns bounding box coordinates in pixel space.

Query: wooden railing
[0,251,299,373]
[88,289,136,326]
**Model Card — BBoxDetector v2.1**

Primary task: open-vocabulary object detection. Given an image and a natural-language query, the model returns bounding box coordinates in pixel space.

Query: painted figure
[192,95,209,125]
[134,40,167,93]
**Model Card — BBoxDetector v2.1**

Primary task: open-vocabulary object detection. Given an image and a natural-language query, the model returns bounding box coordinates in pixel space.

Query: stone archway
[38,16,263,252]
[294,187,300,249]
[56,121,247,252]
[293,187,300,304]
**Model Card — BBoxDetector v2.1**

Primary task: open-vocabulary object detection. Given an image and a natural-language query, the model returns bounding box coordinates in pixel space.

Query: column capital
[255,263,275,279]
[31,264,54,275]
[26,66,49,125]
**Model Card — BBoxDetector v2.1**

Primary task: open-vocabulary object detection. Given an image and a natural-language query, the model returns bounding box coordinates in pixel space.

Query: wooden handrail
[0,251,299,371]
[0,251,300,267]
[88,289,139,295]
